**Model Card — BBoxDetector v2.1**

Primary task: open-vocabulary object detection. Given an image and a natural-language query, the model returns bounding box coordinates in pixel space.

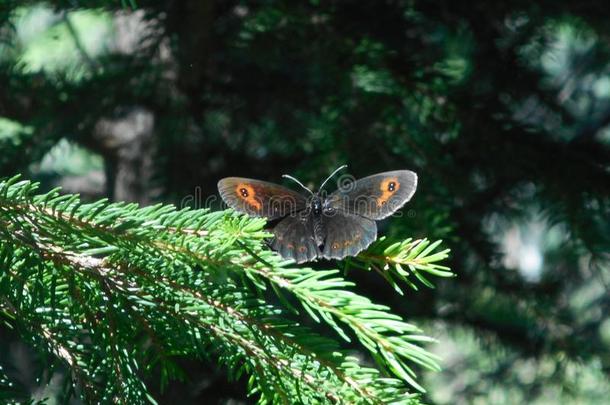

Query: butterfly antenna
[319,164,348,191]
[282,174,314,195]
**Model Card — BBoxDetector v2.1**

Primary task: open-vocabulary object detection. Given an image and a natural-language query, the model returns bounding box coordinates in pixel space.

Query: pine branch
[0,175,453,404]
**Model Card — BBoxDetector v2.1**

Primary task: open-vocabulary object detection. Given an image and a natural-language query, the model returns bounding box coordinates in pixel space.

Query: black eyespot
[240,188,249,197]
[388,182,396,192]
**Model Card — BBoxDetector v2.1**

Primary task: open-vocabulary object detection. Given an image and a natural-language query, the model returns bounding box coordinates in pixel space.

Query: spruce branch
[0,175,452,404]
[347,237,454,293]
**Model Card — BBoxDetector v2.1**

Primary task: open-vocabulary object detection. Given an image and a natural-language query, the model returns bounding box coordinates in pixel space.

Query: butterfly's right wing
[321,210,377,260]
[325,170,417,220]
[218,177,307,220]
[271,212,321,263]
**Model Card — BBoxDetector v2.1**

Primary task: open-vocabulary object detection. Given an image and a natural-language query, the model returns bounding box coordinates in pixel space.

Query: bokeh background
[1,1,609,403]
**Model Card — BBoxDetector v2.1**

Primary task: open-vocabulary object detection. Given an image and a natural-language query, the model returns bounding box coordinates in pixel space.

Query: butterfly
[217,165,417,263]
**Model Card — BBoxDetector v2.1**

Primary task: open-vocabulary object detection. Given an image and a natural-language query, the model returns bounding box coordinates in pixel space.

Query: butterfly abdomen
[313,214,325,247]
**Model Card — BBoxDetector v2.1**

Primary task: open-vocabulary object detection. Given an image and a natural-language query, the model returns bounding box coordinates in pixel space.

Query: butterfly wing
[271,212,321,263]
[321,211,377,260]
[218,177,307,220]
[325,170,417,220]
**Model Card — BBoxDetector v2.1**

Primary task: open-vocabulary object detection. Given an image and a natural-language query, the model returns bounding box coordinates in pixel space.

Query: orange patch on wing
[377,177,400,207]
[235,183,262,211]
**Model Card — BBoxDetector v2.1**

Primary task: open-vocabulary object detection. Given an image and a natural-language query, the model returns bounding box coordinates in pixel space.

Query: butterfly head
[310,195,323,215]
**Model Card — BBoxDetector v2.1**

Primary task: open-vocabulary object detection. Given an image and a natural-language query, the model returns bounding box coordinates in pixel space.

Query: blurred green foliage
[0,0,609,403]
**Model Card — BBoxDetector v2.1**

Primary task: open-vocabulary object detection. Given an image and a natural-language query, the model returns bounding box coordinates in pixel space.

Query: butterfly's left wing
[218,177,307,220]
[325,170,417,220]
[271,212,321,263]
[321,211,377,260]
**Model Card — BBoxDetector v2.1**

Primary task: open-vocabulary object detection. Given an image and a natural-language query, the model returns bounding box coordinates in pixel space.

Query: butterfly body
[218,169,417,263]
[309,195,325,246]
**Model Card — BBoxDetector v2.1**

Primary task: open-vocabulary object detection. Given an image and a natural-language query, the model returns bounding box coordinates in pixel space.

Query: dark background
[1,0,609,403]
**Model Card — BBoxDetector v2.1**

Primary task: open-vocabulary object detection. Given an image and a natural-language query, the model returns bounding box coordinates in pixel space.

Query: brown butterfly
[218,165,417,263]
